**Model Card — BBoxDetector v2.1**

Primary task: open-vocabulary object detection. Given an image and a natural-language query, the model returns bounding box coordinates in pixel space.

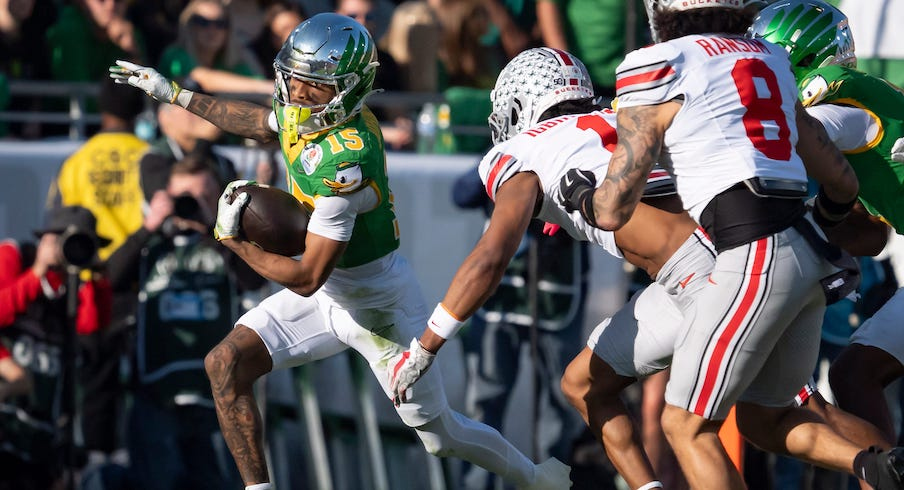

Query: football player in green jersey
[750,0,904,447]
[110,13,571,490]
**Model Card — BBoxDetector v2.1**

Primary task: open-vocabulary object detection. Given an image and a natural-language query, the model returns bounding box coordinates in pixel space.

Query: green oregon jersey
[280,107,400,268]
[800,65,904,230]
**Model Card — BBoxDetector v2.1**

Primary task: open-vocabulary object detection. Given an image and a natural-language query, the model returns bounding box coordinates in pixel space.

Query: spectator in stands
[482,0,540,61]
[46,0,145,83]
[225,0,268,50]
[0,0,57,139]
[336,0,415,150]
[139,103,238,197]
[46,75,148,464]
[452,165,588,490]
[159,0,272,97]
[432,0,501,90]
[249,1,306,79]
[0,206,112,490]
[48,75,148,259]
[106,154,264,490]
[536,0,647,98]
[125,0,184,67]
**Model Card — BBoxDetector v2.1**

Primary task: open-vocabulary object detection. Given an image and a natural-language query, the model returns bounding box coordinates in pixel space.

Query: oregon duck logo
[323,161,365,194]
[800,75,842,107]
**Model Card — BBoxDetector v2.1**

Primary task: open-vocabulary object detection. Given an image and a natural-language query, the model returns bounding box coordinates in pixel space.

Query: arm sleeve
[307,188,379,242]
[268,111,279,133]
[805,104,875,152]
[614,44,680,107]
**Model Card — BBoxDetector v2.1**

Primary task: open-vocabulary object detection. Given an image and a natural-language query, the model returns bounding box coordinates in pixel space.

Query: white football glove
[109,59,182,104]
[388,338,436,407]
[224,179,257,199]
[892,137,904,163]
[214,189,249,241]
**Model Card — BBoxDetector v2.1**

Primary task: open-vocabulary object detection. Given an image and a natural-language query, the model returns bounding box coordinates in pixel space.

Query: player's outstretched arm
[389,172,541,405]
[110,60,276,143]
[185,93,276,143]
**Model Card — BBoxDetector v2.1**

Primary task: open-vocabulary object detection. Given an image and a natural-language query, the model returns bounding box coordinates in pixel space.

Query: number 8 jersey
[615,35,807,222]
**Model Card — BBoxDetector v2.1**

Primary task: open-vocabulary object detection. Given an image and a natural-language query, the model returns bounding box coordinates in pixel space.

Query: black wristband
[817,186,857,215]
[577,187,597,227]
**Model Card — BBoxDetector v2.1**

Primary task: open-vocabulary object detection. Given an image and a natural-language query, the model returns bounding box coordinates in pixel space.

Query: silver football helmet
[272,13,379,139]
[488,47,594,145]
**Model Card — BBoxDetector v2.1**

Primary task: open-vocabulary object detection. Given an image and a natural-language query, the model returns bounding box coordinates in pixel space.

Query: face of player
[287,77,336,111]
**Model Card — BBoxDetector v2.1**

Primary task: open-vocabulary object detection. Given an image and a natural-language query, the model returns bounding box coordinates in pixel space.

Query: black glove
[559,169,597,225]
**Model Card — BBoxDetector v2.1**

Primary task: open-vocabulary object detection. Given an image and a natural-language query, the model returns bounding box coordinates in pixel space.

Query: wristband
[175,87,193,108]
[426,303,465,339]
[814,186,856,227]
[577,187,597,226]
[636,482,663,490]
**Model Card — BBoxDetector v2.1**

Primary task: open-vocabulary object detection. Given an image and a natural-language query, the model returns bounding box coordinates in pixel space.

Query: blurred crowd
[0,0,651,152]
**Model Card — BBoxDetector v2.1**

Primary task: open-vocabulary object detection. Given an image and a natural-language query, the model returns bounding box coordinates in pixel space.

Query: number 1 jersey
[478,109,630,259]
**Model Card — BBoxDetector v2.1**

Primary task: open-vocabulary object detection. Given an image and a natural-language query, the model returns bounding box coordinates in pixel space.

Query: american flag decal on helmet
[548,48,581,86]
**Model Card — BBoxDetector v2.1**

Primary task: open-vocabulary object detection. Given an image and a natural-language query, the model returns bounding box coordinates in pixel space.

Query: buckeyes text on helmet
[747,0,856,81]
[644,0,764,41]
[488,47,594,145]
[272,13,380,137]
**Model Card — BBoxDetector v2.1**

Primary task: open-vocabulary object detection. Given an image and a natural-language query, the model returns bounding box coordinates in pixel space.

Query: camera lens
[59,229,97,268]
[173,195,201,220]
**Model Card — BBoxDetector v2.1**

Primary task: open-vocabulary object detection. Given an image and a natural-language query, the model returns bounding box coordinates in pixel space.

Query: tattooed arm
[795,101,859,204]
[591,102,680,231]
[185,92,278,143]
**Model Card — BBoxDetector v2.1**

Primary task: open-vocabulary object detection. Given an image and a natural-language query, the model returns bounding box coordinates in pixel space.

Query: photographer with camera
[0,205,112,490]
[104,154,265,490]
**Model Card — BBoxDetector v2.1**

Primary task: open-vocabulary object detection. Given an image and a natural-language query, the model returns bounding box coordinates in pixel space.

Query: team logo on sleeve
[799,75,840,107]
[300,143,323,175]
[323,161,365,194]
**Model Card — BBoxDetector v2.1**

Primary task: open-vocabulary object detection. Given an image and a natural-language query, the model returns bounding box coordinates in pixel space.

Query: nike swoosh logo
[708,276,717,285]
[678,273,695,289]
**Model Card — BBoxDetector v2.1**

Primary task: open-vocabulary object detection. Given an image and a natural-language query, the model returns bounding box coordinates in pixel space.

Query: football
[228,184,308,256]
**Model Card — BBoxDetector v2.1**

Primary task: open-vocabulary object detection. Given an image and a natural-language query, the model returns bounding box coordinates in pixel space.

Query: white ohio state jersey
[615,35,807,221]
[477,109,629,258]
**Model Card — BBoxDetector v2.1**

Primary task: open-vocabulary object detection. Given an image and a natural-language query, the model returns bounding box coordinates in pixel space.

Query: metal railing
[0,80,489,141]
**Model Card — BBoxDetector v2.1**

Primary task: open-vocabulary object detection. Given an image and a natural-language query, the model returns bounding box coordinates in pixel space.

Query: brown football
[229,184,308,256]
